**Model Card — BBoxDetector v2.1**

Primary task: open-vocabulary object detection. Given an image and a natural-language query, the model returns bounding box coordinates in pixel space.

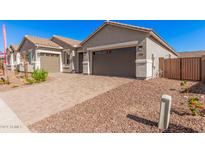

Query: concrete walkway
[0,98,30,133]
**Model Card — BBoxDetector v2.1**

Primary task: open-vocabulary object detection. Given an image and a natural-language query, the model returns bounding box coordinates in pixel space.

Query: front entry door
[78,53,83,73]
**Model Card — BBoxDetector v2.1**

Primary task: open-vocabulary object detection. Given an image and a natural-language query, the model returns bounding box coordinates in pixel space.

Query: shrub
[12,85,19,88]
[32,69,48,82]
[0,77,10,85]
[180,80,189,93]
[25,78,35,85]
[188,97,204,116]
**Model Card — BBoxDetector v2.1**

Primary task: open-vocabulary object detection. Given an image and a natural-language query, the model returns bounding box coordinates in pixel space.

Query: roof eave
[35,44,63,50]
[80,21,152,46]
[149,31,178,56]
[80,22,107,46]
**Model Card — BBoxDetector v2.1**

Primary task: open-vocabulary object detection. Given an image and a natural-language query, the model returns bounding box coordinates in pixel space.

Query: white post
[60,51,63,72]
[87,51,90,75]
[71,50,75,71]
[158,95,172,130]
[89,51,92,75]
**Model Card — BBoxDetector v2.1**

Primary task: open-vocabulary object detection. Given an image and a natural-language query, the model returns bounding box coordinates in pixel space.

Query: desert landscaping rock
[29,78,205,133]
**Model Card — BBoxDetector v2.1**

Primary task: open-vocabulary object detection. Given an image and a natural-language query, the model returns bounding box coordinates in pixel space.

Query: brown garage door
[40,53,60,72]
[92,47,136,77]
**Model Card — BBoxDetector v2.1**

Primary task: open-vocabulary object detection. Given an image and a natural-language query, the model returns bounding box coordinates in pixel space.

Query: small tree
[188,97,204,116]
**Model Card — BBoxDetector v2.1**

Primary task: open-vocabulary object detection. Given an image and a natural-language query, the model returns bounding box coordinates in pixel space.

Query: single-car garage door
[40,53,60,72]
[92,47,136,77]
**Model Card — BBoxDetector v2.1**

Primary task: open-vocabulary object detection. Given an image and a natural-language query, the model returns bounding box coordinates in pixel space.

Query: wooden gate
[159,57,202,81]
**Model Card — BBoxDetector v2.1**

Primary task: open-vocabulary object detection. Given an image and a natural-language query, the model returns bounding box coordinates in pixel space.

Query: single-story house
[178,50,205,58]
[6,45,20,70]
[79,21,178,79]
[16,35,81,73]
[17,35,63,72]
[7,21,179,80]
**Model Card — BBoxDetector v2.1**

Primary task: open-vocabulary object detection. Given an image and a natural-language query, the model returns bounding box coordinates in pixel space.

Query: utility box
[158,95,172,130]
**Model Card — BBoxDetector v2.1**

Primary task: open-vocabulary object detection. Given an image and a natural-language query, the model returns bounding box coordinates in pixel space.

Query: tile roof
[178,51,205,58]
[107,21,152,32]
[52,35,81,47]
[25,35,61,48]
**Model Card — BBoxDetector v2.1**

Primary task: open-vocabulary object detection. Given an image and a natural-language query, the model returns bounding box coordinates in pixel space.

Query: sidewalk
[0,98,30,133]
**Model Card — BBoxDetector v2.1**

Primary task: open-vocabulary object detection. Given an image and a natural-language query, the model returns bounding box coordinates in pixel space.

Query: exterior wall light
[138,45,143,51]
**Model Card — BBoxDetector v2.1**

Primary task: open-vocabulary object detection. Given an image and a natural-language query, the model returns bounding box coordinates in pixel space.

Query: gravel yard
[0,71,27,92]
[29,78,205,133]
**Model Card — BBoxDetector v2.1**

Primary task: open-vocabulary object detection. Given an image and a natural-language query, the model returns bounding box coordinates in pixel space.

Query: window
[106,50,112,54]
[28,50,34,64]
[28,52,32,64]
[94,50,111,55]
[63,52,70,65]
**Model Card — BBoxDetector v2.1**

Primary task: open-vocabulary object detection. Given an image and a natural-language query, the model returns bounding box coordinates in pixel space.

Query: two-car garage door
[92,47,136,77]
[40,53,60,72]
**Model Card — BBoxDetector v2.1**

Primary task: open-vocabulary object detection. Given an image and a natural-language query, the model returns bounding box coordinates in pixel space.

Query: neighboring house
[10,44,21,67]
[17,35,81,73]
[178,50,205,58]
[6,47,13,70]
[51,35,81,72]
[79,21,178,79]
[6,45,20,70]
[18,35,63,72]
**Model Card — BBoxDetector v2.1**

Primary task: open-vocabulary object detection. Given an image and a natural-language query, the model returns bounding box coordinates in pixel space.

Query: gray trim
[87,41,138,51]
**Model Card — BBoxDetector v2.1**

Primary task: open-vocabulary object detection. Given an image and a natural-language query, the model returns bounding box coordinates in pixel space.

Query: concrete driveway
[0,73,132,126]
[0,98,30,133]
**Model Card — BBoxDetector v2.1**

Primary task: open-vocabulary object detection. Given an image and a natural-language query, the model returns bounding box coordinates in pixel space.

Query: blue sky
[0,20,205,52]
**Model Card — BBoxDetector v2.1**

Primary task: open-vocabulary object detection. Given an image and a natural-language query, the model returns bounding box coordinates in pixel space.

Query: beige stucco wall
[82,24,149,74]
[19,40,36,53]
[146,37,177,77]
[83,24,148,51]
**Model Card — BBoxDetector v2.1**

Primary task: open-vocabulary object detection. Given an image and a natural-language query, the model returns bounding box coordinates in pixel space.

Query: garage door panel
[92,47,136,77]
[40,53,60,72]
